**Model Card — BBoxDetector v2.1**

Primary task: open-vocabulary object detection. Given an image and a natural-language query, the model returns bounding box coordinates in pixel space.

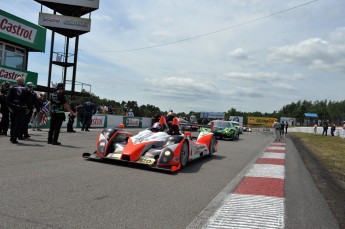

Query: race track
[0,129,339,228]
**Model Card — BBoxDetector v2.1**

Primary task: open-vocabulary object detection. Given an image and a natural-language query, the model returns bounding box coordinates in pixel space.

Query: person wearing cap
[48,83,76,145]
[19,82,37,139]
[0,81,11,135]
[6,77,32,143]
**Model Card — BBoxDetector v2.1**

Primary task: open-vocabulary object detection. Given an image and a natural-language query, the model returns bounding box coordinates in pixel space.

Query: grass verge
[289,132,345,183]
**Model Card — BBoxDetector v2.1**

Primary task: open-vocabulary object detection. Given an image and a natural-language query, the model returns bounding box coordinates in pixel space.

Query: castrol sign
[0,66,27,82]
[39,13,91,33]
[91,115,107,128]
[0,10,46,52]
[0,15,37,44]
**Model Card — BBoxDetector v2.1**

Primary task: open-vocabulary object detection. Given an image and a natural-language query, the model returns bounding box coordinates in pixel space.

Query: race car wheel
[209,136,215,156]
[180,142,189,168]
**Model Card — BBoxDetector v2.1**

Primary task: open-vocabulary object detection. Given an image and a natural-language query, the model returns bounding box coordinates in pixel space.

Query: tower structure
[34,0,99,95]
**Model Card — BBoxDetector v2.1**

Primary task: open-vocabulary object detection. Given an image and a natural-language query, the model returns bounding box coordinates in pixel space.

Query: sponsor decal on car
[138,157,155,165]
[109,153,121,159]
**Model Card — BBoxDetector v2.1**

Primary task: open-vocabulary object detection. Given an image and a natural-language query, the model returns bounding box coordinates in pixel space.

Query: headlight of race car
[159,148,174,164]
[97,139,107,154]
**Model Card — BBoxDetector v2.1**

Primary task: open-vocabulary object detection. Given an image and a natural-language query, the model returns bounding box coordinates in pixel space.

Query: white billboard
[36,0,99,9]
[200,112,225,119]
[38,13,91,32]
[229,116,244,125]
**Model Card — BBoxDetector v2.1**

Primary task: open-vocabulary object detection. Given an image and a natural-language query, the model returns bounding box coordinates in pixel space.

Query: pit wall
[59,114,152,129]
[46,113,345,138]
[288,126,345,138]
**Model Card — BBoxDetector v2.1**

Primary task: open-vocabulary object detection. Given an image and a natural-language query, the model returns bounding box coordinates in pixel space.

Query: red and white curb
[204,142,286,229]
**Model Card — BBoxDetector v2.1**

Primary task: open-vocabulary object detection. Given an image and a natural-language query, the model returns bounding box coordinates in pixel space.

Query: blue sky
[2,0,344,113]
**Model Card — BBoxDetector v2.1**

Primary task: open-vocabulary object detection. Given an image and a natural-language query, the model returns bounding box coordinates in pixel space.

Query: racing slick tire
[180,142,189,168]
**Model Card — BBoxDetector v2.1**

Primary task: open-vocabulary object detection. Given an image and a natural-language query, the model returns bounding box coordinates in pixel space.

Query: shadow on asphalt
[82,154,226,175]
[179,154,226,174]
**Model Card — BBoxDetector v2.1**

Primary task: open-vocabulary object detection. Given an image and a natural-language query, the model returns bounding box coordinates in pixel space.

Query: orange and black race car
[82,124,217,172]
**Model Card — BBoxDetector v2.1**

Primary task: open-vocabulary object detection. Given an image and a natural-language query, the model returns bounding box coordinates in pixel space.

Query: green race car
[201,120,239,140]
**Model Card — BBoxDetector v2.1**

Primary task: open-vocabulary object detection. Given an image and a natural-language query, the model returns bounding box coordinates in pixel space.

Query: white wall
[289,127,345,138]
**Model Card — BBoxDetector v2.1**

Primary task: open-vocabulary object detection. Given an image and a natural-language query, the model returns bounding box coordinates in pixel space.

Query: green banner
[123,117,142,128]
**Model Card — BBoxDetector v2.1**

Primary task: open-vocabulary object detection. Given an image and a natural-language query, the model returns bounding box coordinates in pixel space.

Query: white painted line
[246,164,285,179]
[204,194,285,229]
[267,146,286,150]
[262,152,285,159]
[271,143,285,146]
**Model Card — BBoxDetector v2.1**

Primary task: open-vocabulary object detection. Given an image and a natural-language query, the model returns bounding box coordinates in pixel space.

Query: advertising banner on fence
[123,117,142,128]
[91,115,107,128]
[248,116,276,127]
[76,114,107,128]
[200,112,225,119]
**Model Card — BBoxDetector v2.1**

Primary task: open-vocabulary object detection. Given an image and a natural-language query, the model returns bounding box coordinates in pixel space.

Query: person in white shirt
[272,119,281,141]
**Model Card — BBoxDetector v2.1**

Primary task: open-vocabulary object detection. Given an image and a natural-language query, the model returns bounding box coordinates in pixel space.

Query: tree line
[84,94,345,126]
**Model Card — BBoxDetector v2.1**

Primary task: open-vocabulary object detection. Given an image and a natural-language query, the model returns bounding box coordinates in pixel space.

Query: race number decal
[138,157,155,165]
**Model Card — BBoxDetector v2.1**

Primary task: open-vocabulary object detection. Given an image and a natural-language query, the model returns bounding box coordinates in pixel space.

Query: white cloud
[269,35,345,73]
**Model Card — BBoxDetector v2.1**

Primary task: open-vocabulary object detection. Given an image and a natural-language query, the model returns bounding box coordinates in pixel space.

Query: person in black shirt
[67,96,80,133]
[48,83,76,145]
[0,81,10,136]
[81,99,96,131]
[322,120,329,136]
[20,82,37,139]
[6,77,31,144]
[285,121,288,134]
[280,121,285,136]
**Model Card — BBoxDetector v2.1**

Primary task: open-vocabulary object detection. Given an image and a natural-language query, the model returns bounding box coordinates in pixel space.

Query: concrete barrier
[288,127,345,138]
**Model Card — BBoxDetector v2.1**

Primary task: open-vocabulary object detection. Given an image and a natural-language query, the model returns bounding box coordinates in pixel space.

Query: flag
[42,113,47,125]
[40,101,50,114]
[40,101,50,126]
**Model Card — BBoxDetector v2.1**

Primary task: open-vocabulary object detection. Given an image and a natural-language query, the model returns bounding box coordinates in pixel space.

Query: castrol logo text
[0,16,37,43]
